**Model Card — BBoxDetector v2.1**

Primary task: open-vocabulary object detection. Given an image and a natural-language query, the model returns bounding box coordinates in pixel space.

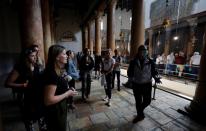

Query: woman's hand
[23,80,29,88]
[65,90,78,98]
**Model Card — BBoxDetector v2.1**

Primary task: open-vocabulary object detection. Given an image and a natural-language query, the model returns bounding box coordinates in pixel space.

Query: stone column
[186,18,197,59]
[41,0,52,61]
[130,0,145,59]
[88,22,93,52]
[185,29,206,120]
[164,27,171,56]
[148,29,153,57]
[82,28,86,50]
[50,3,55,45]
[107,0,117,52]
[95,12,102,55]
[20,0,44,60]
[85,27,88,49]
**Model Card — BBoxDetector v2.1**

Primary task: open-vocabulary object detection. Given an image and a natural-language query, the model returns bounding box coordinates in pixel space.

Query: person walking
[127,45,161,123]
[101,49,115,106]
[112,49,122,91]
[79,48,94,101]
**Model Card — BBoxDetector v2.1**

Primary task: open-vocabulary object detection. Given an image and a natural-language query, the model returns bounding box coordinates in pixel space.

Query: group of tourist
[5,42,162,131]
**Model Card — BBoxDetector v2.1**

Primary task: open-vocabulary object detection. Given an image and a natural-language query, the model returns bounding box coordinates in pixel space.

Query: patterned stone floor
[0,76,206,131]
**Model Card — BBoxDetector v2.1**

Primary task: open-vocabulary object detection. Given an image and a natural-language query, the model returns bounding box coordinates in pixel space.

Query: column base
[183,102,206,125]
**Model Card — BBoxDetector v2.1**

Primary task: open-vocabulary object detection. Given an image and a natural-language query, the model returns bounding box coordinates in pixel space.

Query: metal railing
[120,73,193,102]
[156,64,199,79]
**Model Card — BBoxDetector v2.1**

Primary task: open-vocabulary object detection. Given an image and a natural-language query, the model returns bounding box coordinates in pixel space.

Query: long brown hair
[46,45,65,75]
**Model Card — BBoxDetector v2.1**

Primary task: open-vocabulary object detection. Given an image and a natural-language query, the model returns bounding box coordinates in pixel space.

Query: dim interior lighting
[173,0,180,41]
[173,36,179,40]
[100,21,103,30]
[157,41,160,46]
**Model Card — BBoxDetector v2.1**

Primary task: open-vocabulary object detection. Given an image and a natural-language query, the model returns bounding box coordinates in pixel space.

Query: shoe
[117,88,121,91]
[105,100,111,107]
[102,96,108,101]
[132,115,145,123]
[82,98,87,103]
[86,95,90,99]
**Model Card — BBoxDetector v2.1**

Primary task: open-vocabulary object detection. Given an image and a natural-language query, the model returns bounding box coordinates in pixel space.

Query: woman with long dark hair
[5,46,46,131]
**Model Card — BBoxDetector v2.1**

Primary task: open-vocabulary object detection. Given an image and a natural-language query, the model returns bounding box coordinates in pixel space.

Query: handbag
[100,75,106,86]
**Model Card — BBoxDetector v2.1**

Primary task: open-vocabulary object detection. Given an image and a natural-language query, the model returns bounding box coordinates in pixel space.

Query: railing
[156,64,199,84]
[120,74,193,102]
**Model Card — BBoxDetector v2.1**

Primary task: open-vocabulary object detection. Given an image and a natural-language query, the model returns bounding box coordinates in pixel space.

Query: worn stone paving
[1,76,206,131]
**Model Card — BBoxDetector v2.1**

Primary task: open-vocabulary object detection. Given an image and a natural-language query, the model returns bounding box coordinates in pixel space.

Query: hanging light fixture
[162,0,171,28]
[173,0,180,41]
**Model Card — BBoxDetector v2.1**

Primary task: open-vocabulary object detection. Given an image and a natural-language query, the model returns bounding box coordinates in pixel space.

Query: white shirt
[190,55,201,66]
[167,54,175,64]
[156,57,160,64]
[103,58,115,71]
[159,56,165,64]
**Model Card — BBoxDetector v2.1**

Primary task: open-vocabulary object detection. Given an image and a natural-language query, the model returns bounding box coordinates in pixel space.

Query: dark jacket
[79,55,94,73]
[127,57,159,84]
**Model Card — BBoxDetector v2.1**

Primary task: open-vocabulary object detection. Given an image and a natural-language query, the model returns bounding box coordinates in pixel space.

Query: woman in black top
[5,47,46,131]
[44,45,77,131]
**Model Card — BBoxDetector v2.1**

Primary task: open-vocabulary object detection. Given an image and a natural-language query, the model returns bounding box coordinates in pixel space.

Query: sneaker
[105,102,111,107]
[132,115,145,123]
[102,96,108,101]
[105,100,111,107]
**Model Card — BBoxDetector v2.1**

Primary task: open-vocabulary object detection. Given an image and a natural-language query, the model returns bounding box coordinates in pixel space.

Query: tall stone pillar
[50,2,55,45]
[41,0,52,61]
[95,12,102,55]
[164,27,171,56]
[185,29,206,120]
[186,18,197,59]
[88,22,93,52]
[20,0,45,60]
[148,29,153,57]
[85,27,89,49]
[130,0,145,59]
[82,28,86,50]
[107,0,117,52]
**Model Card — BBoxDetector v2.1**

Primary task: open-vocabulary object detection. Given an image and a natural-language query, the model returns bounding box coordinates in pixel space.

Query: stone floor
[0,76,206,131]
